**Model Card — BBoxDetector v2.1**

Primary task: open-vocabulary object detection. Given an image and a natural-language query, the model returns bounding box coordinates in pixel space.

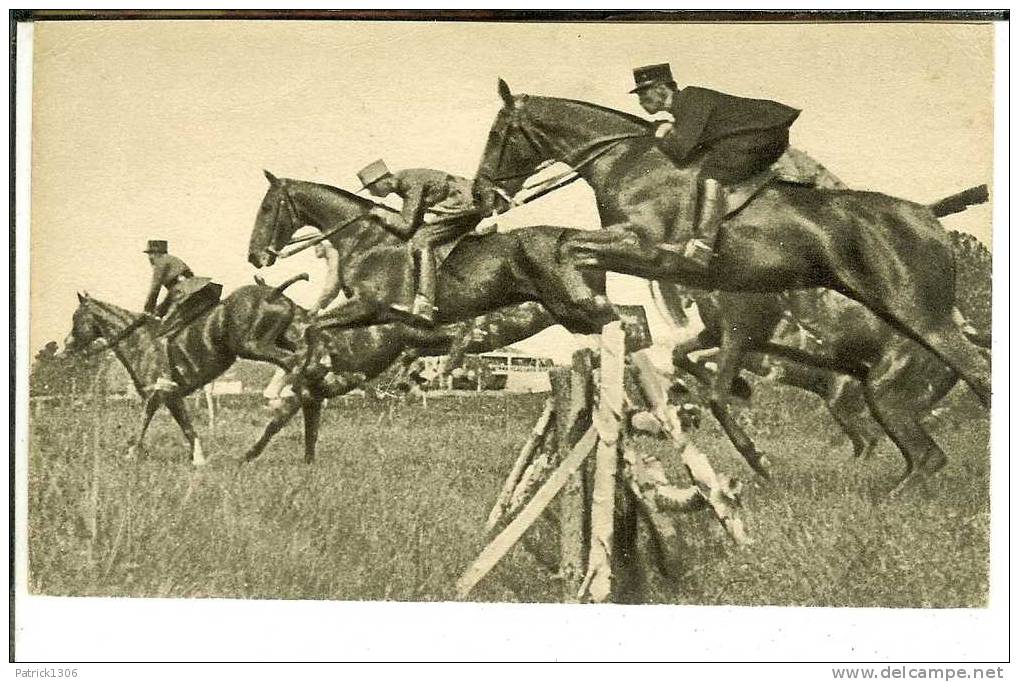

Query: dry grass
[27,385,989,606]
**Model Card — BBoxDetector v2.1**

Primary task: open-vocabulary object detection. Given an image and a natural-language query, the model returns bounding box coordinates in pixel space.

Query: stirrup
[683,239,715,267]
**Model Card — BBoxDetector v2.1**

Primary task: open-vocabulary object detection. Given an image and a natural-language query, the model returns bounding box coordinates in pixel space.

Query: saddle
[720,147,848,218]
[158,277,223,337]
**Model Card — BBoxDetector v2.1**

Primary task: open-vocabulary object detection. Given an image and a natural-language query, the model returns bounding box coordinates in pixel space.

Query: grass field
[27,383,990,606]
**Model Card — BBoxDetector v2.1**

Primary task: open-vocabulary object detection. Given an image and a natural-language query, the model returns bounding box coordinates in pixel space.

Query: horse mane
[284,178,387,212]
[530,95,655,133]
[83,295,141,326]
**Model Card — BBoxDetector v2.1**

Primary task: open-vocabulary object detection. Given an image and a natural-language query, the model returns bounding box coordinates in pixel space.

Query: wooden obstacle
[456,311,748,603]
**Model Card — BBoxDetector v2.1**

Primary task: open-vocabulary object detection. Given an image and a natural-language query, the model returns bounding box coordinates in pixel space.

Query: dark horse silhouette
[664,230,990,491]
[245,302,561,462]
[471,80,991,493]
[471,81,990,413]
[64,277,321,464]
[247,173,750,544]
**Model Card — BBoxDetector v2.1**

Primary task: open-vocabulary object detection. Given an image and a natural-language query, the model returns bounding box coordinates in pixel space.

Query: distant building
[420,345,554,393]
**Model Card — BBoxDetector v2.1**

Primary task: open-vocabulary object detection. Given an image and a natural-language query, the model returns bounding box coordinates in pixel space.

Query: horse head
[473,79,652,215]
[249,170,302,268]
[64,292,102,352]
[472,79,539,215]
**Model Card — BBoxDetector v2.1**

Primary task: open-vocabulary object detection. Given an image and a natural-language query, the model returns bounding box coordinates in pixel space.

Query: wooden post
[581,321,626,603]
[551,351,594,603]
[455,426,598,600]
[486,398,555,532]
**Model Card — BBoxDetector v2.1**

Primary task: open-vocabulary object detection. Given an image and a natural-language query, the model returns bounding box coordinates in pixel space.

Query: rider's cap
[143,239,168,254]
[630,63,675,93]
[357,159,392,189]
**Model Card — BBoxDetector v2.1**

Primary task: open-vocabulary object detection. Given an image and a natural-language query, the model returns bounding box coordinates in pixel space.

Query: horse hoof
[125,446,140,460]
[750,454,773,480]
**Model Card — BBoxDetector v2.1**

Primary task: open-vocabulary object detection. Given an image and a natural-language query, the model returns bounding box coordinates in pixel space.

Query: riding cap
[143,239,168,254]
[630,63,675,93]
[357,159,392,189]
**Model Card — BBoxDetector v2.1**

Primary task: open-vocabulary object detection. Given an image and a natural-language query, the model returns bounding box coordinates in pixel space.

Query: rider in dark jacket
[630,63,800,267]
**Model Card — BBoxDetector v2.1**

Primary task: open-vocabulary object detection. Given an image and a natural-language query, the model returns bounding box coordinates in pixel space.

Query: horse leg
[127,395,162,460]
[164,395,207,466]
[243,395,302,462]
[301,398,324,464]
[708,332,772,479]
[862,348,948,497]
[826,376,883,460]
[839,278,991,408]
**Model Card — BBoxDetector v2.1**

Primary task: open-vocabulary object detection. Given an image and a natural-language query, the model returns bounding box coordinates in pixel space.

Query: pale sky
[29,21,994,362]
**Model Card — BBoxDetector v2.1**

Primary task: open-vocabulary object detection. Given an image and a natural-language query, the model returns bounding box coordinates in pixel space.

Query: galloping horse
[472,81,990,412]
[249,172,615,335]
[472,80,991,492]
[666,230,988,484]
[245,302,561,462]
[247,173,750,543]
[64,277,321,464]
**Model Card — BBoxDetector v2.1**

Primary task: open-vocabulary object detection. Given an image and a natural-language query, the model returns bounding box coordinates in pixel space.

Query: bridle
[265,180,304,257]
[72,298,150,356]
[481,108,649,186]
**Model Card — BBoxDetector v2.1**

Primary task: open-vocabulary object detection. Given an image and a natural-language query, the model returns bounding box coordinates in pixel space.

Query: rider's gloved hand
[655,122,674,138]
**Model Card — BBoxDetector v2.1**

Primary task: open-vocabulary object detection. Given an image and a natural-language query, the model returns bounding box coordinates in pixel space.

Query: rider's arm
[394,183,428,236]
[661,89,713,162]
[310,246,342,315]
[143,264,164,314]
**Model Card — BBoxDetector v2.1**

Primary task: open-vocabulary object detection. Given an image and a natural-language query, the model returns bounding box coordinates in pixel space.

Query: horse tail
[253,272,310,301]
[929,184,989,218]
[947,230,992,348]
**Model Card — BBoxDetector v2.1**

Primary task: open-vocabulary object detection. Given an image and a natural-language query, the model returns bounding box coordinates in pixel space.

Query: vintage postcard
[12,11,1009,665]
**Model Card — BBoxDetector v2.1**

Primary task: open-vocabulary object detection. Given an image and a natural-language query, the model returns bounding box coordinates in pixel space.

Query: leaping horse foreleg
[707,332,773,479]
[628,347,750,545]
[301,398,324,464]
[127,393,162,460]
[244,395,302,462]
[164,395,207,467]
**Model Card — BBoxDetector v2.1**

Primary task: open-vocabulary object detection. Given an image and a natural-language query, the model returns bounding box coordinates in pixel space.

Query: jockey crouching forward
[630,63,800,269]
[357,160,479,327]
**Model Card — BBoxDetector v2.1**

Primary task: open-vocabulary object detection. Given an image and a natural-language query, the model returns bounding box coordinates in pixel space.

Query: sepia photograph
[11,9,1009,665]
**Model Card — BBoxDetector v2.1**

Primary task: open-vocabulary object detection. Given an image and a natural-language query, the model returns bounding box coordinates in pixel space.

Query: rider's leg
[413,243,437,323]
[389,243,434,326]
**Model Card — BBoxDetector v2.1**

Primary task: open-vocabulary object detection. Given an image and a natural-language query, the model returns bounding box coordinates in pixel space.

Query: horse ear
[77,292,85,303]
[498,78,514,107]
[264,169,279,185]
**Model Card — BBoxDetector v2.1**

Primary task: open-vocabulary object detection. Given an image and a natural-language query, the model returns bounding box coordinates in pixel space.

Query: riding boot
[389,244,434,327]
[683,178,725,268]
[152,336,179,393]
[414,244,437,324]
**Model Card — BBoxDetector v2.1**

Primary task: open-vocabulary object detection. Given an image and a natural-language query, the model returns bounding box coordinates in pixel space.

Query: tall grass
[27,385,989,606]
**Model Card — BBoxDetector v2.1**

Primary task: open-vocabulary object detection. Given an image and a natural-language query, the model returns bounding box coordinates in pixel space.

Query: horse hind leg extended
[831,217,990,407]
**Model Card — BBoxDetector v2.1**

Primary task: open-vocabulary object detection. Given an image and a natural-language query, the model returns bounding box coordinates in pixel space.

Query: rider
[356,159,477,326]
[263,239,341,409]
[142,239,195,391]
[630,63,800,267]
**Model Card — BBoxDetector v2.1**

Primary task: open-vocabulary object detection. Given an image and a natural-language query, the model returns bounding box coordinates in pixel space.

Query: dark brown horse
[64,278,319,464]
[472,81,990,417]
[662,228,990,490]
[472,81,991,492]
[248,172,615,335]
[244,302,561,462]
[247,173,750,542]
